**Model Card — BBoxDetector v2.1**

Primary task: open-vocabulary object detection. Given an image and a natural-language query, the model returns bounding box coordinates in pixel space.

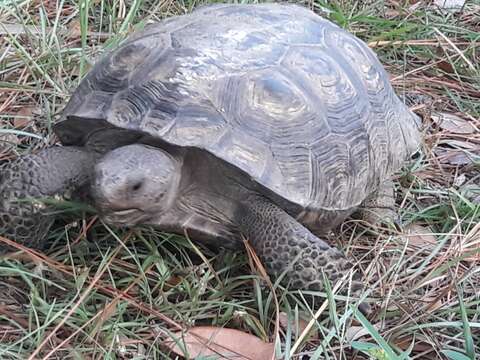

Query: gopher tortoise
[0,4,420,310]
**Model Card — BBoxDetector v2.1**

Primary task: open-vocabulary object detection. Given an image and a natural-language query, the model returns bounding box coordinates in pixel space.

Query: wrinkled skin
[0,143,377,313]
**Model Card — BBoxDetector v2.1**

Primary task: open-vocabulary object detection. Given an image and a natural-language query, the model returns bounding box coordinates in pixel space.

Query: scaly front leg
[237,196,370,314]
[0,147,96,250]
[358,180,398,226]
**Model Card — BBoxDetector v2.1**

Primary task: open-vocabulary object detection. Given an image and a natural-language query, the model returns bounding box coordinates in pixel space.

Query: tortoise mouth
[102,208,149,226]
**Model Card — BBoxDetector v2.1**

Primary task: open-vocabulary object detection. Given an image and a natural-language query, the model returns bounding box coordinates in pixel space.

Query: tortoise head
[92,144,180,226]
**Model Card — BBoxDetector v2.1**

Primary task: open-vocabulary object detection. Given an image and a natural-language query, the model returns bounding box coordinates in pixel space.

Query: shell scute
[57,4,421,213]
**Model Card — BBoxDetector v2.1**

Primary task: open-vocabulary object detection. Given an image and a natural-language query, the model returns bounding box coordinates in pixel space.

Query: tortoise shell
[56,3,420,214]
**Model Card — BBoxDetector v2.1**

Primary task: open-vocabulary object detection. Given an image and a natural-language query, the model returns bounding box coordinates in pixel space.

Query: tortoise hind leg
[0,147,96,250]
[357,180,398,226]
[237,195,370,314]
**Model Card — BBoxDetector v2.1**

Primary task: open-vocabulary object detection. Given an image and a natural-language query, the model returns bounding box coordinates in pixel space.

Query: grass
[0,0,479,359]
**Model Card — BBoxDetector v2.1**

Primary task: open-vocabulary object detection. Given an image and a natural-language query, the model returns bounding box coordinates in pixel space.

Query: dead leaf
[91,297,120,337]
[0,24,41,35]
[432,112,476,134]
[0,133,20,149]
[438,139,479,151]
[453,173,467,187]
[12,106,36,128]
[426,296,447,312]
[279,312,317,339]
[462,184,480,205]
[403,224,437,248]
[437,60,455,73]
[384,9,400,18]
[435,139,479,166]
[166,275,183,286]
[434,0,466,12]
[67,20,82,39]
[345,325,380,342]
[436,149,476,166]
[394,335,434,353]
[408,1,423,11]
[38,0,58,14]
[165,326,275,360]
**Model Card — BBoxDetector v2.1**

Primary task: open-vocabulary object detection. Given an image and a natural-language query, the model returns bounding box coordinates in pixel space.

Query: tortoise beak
[101,208,148,226]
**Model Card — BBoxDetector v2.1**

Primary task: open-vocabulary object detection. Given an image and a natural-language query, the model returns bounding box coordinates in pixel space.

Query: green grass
[1,0,479,359]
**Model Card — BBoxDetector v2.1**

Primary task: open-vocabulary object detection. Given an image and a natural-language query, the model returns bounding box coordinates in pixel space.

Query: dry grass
[0,0,479,359]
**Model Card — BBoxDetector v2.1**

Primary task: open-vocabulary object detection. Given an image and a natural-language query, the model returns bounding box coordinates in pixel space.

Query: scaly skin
[358,180,398,226]
[237,196,370,313]
[0,147,96,250]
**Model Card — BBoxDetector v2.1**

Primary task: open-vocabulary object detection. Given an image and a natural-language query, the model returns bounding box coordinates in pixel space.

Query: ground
[0,0,479,359]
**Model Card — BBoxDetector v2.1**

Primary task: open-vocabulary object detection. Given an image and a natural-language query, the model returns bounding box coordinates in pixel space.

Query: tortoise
[0,4,421,310]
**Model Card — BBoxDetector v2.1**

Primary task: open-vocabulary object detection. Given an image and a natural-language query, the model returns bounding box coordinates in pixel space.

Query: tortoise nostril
[132,181,143,191]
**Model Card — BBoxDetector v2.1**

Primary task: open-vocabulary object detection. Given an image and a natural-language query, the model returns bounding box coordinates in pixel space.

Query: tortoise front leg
[357,180,398,226]
[237,196,370,314]
[0,147,96,250]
